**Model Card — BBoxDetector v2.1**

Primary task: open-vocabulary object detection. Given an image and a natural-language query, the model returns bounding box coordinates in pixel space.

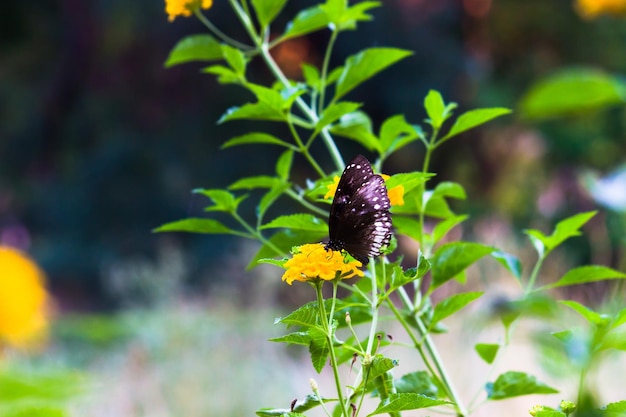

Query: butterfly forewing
[327,155,393,264]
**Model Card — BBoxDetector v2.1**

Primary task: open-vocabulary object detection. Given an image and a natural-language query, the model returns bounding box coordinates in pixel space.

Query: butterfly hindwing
[327,155,392,264]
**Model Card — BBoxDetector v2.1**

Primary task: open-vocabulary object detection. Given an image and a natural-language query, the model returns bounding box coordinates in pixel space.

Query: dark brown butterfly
[325,155,393,264]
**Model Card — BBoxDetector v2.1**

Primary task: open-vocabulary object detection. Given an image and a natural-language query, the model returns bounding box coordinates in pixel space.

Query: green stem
[286,116,327,177]
[397,287,467,417]
[194,8,252,50]
[525,255,545,294]
[318,29,339,114]
[228,0,344,171]
[231,211,284,256]
[365,260,380,355]
[284,189,329,217]
[315,282,350,417]
[385,297,440,383]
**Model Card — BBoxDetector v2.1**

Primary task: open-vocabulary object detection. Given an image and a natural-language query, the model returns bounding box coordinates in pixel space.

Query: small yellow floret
[325,173,405,206]
[324,176,340,200]
[165,0,213,22]
[0,247,49,348]
[281,243,364,285]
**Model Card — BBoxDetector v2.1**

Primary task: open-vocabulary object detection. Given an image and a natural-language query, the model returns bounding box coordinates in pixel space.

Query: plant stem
[397,287,467,417]
[231,211,284,256]
[525,255,545,294]
[316,282,350,417]
[228,0,344,171]
[366,260,380,355]
[194,9,252,50]
[284,188,329,217]
[318,29,339,114]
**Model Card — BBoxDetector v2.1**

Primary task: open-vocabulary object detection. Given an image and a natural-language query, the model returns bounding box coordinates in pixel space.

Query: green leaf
[329,110,379,151]
[220,102,286,123]
[251,0,287,28]
[367,393,450,416]
[388,259,430,292]
[229,176,279,190]
[257,408,307,417]
[301,63,321,91]
[153,218,247,237]
[535,410,566,417]
[222,132,293,149]
[392,216,422,241]
[428,181,467,201]
[600,325,626,351]
[248,229,327,268]
[202,64,240,84]
[275,302,319,328]
[379,114,420,156]
[430,292,483,328]
[164,34,222,67]
[316,101,362,133]
[334,48,413,101]
[394,371,440,398]
[543,265,626,289]
[475,343,500,364]
[560,300,606,325]
[518,68,626,120]
[258,183,290,220]
[441,108,511,141]
[491,250,523,281]
[268,331,311,345]
[603,400,626,415]
[275,150,293,181]
[308,326,331,373]
[0,368,85,402]
[430,242,495,290]
[385,172,431,194]
[525,211,597,257]
[368,355,397,380]
[431,215,469,244]
[194,188,242,213]
[282,6,329,40]
[486,371,558,400]
[261,214,327,232]
[221,44,247,76]
[424,90,447,129]
[256,258,287,268]
[320,0,380,31]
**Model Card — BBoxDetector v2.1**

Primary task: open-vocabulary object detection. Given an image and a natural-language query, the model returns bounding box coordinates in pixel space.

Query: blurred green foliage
[0,0,625,308]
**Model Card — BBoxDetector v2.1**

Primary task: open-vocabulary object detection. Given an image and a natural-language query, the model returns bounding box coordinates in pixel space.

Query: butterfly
[325,154,393,264]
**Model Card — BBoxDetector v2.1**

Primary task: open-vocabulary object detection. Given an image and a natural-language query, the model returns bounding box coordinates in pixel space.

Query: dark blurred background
[1,0,625,311]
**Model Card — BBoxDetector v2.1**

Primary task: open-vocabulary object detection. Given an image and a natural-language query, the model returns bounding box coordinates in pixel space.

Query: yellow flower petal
[281,243,363,285]
[0,247,49,348]
[165,0,213,22]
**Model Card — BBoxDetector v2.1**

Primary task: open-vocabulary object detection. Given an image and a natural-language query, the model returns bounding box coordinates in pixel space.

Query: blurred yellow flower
[165,0,213,22]
[575,0,626,18]
[281,243,364,285]
[324,174,405,206]
[0,247,49,348]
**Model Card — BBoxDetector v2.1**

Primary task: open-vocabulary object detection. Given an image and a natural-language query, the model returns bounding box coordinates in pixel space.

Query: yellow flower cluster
[282,243,364,285]
[165,0,213,22]
[575,0,626,18]
[324,174,405,206]
[0,247,49,348]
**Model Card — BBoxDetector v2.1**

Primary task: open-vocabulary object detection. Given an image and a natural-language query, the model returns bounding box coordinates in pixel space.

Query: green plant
[158,1,626,416]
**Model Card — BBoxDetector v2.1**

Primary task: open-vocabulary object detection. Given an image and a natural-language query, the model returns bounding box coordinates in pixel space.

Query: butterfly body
[326,155,393,264]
